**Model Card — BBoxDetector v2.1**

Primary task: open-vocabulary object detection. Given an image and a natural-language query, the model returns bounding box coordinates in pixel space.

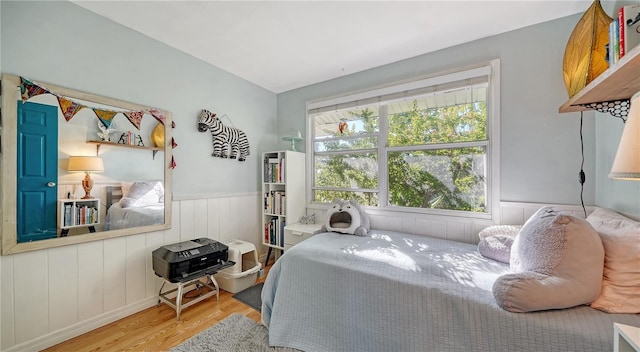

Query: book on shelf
[64,203,72,227]
[264,156,286,183]
[609,18,621,65]
[280,219,285,247]
[263,217,285,247]
[264,190,286,215]
[265,157,281,183]
[619,4,640,59]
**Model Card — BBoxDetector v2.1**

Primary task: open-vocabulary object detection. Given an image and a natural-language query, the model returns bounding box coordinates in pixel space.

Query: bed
[262,228,640,352]
[103,183,165,231]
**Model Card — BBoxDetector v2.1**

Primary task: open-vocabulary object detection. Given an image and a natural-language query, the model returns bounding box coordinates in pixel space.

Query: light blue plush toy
[321,199,370,237]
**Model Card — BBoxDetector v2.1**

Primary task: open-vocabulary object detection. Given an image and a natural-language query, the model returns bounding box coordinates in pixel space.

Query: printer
[152,238,232,283]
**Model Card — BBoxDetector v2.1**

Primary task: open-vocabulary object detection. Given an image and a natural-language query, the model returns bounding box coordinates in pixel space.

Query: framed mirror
[1,74,173,255]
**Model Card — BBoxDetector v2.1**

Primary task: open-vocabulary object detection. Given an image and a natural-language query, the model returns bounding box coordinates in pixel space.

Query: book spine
[614,18,620,63]
[64,204,71,227]
[619,6,626,58]
[280,219,285,247]
[621,5,640,60]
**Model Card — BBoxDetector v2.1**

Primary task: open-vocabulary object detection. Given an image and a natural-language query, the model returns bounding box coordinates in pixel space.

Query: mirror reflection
[2,74,172,254]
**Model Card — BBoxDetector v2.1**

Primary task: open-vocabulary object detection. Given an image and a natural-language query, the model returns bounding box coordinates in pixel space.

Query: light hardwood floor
[42,265,271,352]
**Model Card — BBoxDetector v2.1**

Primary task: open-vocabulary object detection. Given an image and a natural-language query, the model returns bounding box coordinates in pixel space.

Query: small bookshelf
[261,151,305,255]
[58,199,100,236]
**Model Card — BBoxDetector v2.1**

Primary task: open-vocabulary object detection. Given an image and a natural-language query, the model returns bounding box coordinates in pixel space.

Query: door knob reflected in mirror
[47,182,56,187]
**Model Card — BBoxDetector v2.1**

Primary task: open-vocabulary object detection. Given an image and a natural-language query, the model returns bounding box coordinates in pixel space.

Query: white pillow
[477,235,514,264]
[119,181,163,208]
[478,225,521,240]
[586,207,640,313]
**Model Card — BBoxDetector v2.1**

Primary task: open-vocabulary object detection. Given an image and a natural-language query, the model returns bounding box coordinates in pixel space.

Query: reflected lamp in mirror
[610,92,640,180]
[68,156,104,198]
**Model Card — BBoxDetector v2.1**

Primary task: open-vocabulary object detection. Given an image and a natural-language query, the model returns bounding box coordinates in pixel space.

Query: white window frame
[306,59,500,220]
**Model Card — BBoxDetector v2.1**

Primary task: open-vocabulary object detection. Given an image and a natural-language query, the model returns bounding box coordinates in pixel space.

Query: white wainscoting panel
[13,250,48,345]
[0,193,261,352]
[145,231,165,299]
[206,198,222,241]
[125,234,147,305]
[193,199,208,238]
[103,236,127,313]
[178,200,196,241]
[307,201,592,244]
[164,200,181,245]
[1,255,14,349]
[78,240,104,321]
[48,245,79,331]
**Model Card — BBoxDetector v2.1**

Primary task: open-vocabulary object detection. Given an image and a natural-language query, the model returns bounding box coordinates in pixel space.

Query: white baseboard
[5,298,158,352]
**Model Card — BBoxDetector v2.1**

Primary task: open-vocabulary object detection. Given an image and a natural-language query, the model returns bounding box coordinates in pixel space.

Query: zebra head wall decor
[197,109,250,161]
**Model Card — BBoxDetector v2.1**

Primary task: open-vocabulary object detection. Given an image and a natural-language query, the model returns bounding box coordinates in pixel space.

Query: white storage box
[214,240,261,293]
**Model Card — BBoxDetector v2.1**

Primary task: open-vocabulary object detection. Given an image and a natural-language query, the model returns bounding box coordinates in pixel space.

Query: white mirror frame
[0,73,173,255]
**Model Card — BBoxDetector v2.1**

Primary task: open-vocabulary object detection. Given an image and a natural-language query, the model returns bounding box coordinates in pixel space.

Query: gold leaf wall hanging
[151,122,164,148]
[563,0,612,98]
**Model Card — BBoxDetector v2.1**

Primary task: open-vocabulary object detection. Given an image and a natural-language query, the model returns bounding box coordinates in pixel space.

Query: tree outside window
[309,65,495,217]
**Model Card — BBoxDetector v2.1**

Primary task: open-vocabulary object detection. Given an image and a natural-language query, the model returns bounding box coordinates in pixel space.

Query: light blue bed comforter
[262,230,640,352]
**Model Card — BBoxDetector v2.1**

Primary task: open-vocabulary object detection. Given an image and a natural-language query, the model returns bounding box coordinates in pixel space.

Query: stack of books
[608,4,640,65]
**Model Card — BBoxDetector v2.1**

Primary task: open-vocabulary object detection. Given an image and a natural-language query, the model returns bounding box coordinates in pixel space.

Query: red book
[619,4,640,58]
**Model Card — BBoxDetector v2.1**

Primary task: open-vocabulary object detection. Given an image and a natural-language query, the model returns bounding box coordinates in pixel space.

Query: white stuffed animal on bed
[321,199,370,237]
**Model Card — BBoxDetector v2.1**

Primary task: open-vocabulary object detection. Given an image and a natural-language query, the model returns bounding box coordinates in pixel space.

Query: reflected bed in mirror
[1,74,173,255]
[103,184,165,231]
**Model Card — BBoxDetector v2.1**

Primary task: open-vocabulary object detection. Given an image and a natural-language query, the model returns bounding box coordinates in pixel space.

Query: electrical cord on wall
[578,112,587,218]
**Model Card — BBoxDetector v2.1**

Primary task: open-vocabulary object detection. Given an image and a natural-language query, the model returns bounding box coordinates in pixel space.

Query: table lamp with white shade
[609,92,640,181]
[67,156,104,199]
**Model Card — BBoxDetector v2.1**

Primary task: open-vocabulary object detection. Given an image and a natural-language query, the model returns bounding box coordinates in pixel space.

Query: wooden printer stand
[157,272,221,320]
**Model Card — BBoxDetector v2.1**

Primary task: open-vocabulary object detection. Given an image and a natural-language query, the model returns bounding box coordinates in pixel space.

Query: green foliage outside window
[313,98,488,213]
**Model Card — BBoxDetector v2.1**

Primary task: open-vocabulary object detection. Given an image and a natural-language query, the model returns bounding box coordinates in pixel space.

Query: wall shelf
[87,140,163,158]
[559,44,640,113]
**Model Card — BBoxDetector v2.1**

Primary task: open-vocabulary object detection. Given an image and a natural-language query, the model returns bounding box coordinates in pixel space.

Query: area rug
[232,282,264,312]
[170,313,300,352]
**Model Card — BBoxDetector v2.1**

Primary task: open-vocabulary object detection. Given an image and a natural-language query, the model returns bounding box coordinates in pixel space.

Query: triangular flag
[20,77,49,102]
[170,156,177,169]
[123,111,144,130]
[93,109,118,128]
[57,96,85,121]
[149,109,166,125]
[172,137,178,149]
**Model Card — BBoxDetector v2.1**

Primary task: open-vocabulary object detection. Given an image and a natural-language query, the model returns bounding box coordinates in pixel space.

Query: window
[308,61,500,219]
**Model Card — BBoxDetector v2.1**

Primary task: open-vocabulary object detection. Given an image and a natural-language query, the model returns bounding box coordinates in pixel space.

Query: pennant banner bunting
[57,96,85,121]
[93,109,118,129]
[149,109,166,125]
[18,76,179,169]
[123,111,144,130]
[20,77,49,102]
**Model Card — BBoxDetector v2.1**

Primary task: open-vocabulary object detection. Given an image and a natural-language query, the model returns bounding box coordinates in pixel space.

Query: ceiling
[73,1,590,94]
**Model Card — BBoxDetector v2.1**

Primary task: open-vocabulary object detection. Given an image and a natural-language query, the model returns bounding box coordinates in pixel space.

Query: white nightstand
[614,323,640,352]
[283,223,323,251]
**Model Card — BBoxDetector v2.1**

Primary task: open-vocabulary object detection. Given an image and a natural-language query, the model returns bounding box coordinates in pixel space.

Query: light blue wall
[277,14,599,208]
[591,0,640,216]
[1,1,278,197]
[2,1,636,215]
[595,114,640,215]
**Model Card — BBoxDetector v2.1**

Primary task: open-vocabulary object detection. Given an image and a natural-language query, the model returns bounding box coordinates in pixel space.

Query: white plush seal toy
[320,199,370,237]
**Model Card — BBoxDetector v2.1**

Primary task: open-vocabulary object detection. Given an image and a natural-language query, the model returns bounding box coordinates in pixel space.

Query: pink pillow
[586,208,640,313]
